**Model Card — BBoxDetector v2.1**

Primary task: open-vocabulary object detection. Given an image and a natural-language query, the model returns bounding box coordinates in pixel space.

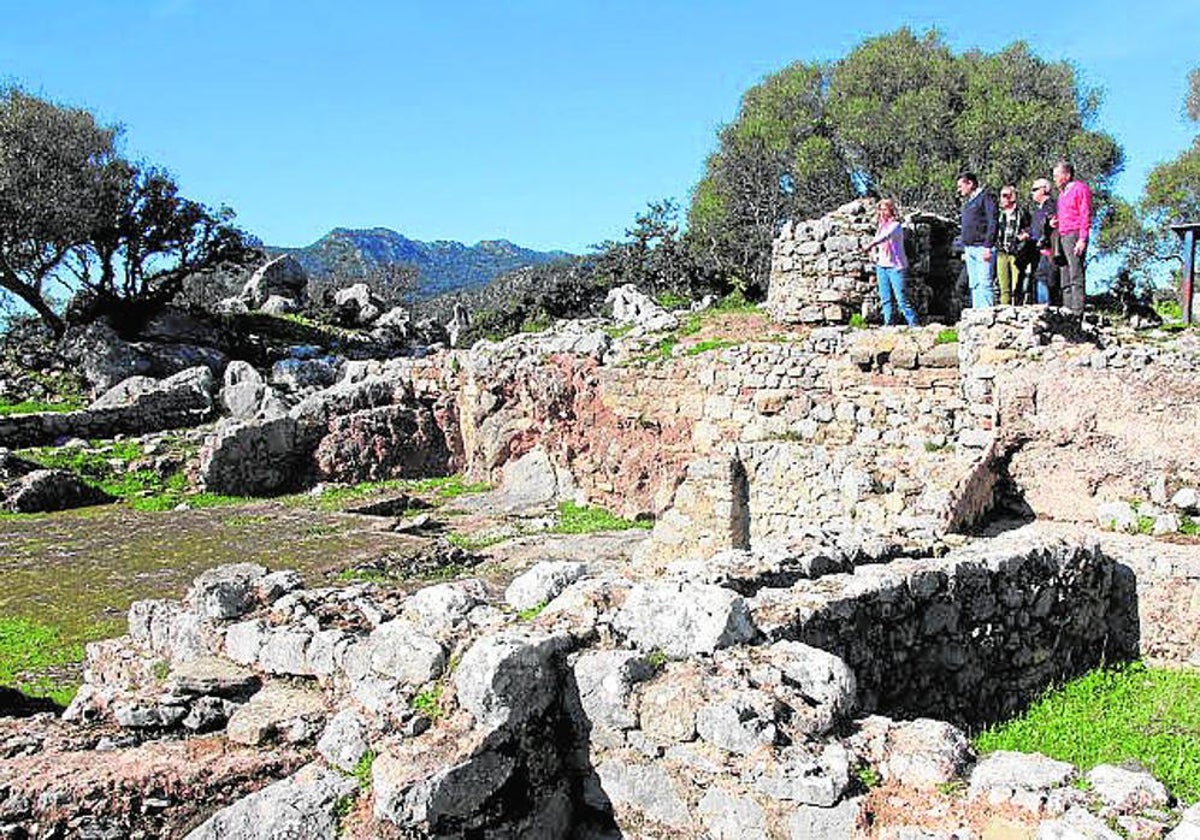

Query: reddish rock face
[0,715,306,838]
[313,404,457,484]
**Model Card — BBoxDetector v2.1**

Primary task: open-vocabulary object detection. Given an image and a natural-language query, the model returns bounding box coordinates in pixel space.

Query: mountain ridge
[269,227,573,301]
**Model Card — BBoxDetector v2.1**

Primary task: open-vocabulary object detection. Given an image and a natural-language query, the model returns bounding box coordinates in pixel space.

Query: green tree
[0,86,118,334]
[1105,68,1200,282]
[688,29,1123,295]
[0,85,253,335]
[687,61,852,295]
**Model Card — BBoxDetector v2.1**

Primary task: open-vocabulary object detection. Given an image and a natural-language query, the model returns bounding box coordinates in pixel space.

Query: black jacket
[1030,197,1057,250]
[960,190,997,248]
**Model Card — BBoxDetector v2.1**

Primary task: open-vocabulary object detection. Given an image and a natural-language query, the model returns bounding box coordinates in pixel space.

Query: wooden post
[1172,223,1200,325]
[1184,228,1196,325]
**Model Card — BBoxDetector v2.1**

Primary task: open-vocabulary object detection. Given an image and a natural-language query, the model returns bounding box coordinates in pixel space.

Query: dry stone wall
[0,367,216,449]
[767,199,961,326]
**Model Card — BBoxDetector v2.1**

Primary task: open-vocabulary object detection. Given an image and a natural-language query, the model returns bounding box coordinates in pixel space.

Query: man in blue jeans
[956,172,998,308]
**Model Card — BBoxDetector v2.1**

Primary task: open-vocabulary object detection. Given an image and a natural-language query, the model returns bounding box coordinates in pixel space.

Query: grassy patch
[446,531,510,551]
[935,328,959,345]
[0,616,85,706]
[352,749,377,789]
[1155,299,1183,320]
[654,291,690,309]
[1180,515,1200,537]
[551,501,651,534]
[684,338,740,357]
[974,661,1200,803]
[309,475,490,512]
[0,398,84,416]
[849,313,867,329]
[335,568,401,585]
[604,323,634,339]
[517,601,548,621]
[410,684,444,721]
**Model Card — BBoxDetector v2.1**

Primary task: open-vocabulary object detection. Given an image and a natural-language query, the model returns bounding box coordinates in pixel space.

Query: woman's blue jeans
[876,266,918,326]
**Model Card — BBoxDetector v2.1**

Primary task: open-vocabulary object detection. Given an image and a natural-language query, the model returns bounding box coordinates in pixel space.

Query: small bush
[935,328,958,345]
[517,601,547,621]
[848,313,866,329]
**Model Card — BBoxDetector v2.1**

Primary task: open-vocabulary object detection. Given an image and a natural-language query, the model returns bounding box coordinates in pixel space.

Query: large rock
[3,468,115,513]
[183,762,357,840]
[373,748,516,830]
[592,759,692,830]
[333,283,384,326]
[613,582,757,657]
[312,404,453,484]
[196,415,306,495]
[505,561,587,612]
[606,284,679,332]
[452,630,571,730]
[569,649,654,732]
[225,683,327,746]
[241,255,308,310]
[188,563,269,621]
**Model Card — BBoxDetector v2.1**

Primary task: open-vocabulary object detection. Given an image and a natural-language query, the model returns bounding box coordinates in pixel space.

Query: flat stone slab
[167,656,261,697]
[226,683,327,746]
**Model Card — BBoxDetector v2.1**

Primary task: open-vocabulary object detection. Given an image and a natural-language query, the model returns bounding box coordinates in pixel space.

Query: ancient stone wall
[749,532,1137,727]
[0,367,215,449]
[767,198,961,326]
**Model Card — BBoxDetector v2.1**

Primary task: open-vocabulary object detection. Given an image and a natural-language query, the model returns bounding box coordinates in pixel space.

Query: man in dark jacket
[957,172,998,308]
[1025,177,1058,304]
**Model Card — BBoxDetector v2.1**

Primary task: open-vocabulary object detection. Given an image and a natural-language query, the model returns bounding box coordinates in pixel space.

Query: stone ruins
[2,201,1200,839]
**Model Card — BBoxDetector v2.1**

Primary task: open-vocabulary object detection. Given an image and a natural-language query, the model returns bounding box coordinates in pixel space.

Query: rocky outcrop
[0,366,217,449]
[240,255,308,311]
[14,516,1177,838]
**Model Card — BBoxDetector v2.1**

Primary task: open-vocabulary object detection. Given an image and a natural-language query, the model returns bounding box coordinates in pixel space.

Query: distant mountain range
[271,228,573,301]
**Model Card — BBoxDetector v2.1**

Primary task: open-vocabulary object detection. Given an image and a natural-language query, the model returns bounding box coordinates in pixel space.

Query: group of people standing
[863,161,1093,326]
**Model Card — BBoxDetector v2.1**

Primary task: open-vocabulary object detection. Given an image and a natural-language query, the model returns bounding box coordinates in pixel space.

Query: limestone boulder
[241,255,308,310]
[183,762,357,840]
[613,582,757,657]
[3,468,115,513]
[453,630,571,730]
[312,404,453,485]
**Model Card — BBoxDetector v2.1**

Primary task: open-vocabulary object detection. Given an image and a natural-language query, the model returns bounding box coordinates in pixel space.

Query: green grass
[1155,299,1183,320]
[0,398,85,416]
[935,328,959,345]
[308,475,490,511]
[684,338,740,357]
[410,684,444,721]
[336,568,401,585]
[517,601,548,621]
[1180,515,1200,536]
[654,291,690,309]
[974,662,1200,803]
[352,749,377,789]
[0,616,85,706]
[849,313,867,329]
[446,532,510,551]
[550,501,652,534]
[604,323,634,339]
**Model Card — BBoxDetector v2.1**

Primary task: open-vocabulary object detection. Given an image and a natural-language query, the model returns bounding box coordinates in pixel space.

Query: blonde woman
[863,199,918,326]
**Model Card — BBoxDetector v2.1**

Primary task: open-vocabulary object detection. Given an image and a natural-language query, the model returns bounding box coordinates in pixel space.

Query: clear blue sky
[0,0,1196,254]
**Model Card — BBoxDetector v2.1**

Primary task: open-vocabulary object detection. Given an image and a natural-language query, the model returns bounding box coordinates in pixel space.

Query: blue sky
[0,0,1196,254]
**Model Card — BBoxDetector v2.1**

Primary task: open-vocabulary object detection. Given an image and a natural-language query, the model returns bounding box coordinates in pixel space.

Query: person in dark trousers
[1051,161,1092,313]
[1025,177,1058,304]
[956,172,998,308]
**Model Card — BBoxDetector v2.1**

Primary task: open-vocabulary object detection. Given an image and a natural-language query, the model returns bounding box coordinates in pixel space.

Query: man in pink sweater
[1052,160,1092,313]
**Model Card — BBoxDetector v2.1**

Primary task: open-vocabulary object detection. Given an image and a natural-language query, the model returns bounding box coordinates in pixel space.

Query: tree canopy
[1102,68,1200,281]
[687,28,1124,295]
[0,86,254,336]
